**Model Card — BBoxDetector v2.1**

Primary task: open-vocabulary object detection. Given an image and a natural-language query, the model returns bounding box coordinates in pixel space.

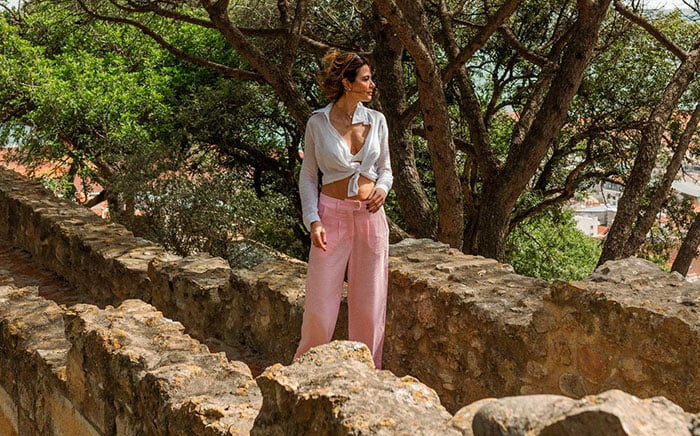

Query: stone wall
[0,286,697,435]
[0,286,261,435]
[0,168,345,364]
[385,241,700,413]
[0,166,699,434]
[0,169,164,306]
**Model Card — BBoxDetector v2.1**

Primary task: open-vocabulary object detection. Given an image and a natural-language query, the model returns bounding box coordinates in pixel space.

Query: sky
[644,0,695,8]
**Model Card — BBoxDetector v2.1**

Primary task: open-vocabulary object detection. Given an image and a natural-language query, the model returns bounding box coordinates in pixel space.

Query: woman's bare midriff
[321,175,375,200]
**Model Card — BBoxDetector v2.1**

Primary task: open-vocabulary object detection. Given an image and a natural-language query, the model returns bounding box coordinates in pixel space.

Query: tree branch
[75,0,264,82]
[625,102,700,256]
[116,0,216,29]
[498,26,554,68]
[280,0,308,69]
[510,167,613,229]
[443,0,524,83]
[613,0,687,60]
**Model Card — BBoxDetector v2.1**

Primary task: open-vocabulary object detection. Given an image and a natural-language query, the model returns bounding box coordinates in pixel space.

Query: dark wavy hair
[316,49,369,102]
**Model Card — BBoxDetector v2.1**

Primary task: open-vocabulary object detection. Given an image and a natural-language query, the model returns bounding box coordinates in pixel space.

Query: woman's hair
[316,49,369,102]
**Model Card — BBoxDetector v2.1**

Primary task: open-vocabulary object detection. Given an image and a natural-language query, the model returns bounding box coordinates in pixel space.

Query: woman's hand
[310,221,327,251]
[366,188,386,213]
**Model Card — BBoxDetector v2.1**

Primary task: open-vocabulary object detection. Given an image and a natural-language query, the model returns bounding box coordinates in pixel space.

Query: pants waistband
[319,192,368,212]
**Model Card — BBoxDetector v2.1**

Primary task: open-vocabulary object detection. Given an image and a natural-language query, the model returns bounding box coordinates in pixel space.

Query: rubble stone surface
[253,341,459,435]
[461,389,694,436]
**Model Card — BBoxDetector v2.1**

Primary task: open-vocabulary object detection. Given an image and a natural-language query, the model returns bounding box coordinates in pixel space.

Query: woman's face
[347,65,375,103]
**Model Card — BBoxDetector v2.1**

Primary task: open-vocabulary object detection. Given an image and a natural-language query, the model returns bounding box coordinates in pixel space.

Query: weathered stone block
[148,252,232,341]
[387,240,700,414]
[0,384,18,436]
[386,238,549,412]
[64,299,262,435]
[546,257,700,412]
[0,284,92,435]
[459,389,695,436]
[253,340,459,435]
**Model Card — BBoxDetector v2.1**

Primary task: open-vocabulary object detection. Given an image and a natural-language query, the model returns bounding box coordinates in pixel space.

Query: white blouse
[299,102,393,230]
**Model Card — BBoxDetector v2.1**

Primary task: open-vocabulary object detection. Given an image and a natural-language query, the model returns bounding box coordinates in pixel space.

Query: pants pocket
[368,208,389,254]
[322,210,351,248]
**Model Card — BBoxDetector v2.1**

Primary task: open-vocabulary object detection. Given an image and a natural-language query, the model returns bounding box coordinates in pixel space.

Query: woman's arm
[368,113,393,213]
[299,121,321,231]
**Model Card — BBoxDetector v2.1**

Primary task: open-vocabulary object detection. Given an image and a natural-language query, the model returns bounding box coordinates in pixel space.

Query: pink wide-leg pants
[294,193,389,369]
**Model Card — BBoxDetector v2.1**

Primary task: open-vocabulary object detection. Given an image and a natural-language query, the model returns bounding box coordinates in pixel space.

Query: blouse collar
[314,102,370,125]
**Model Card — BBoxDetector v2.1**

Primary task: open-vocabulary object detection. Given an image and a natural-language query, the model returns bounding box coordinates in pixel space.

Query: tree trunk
[672,212,700,276]
[371,9,437,238]
[434,0,509,253]
[599,45,700,264]
[202,1,312,130]
[623,102,700,257]
[476,0,612,261]
[373,0,463,248]
[473,183,513,260]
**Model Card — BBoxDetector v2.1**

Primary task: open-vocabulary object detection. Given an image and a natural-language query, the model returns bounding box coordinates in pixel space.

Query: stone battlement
[0,167,698,435]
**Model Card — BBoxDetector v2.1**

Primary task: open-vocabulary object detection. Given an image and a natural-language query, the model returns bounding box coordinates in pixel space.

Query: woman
[294,50,393,369]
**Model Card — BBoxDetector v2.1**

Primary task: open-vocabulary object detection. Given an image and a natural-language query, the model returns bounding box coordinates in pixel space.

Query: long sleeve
[299,121,321,231]
[373,114,393,195]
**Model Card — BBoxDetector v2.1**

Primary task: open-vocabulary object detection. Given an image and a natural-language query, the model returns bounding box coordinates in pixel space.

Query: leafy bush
[506,208,602,281]
[134,158,304,267]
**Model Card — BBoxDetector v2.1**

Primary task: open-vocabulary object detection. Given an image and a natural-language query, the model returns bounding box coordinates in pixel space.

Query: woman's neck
[333,96,359,118]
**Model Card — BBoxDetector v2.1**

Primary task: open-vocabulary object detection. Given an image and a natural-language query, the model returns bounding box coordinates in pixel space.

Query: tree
[65,0,615,258]
[672,206,700,275]
[372,0,465,247]
[599,2,700,264]
[369,6,438,238]
[1,3,183,220]
[6,0,700,276]
[670,104,700,275]
[1,2,311,262]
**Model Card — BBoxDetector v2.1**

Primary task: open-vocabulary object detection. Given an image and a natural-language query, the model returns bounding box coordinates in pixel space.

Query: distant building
[672,180,700,206]
[572,179,700,239]
[598,180,623,207]
[573,204,617,228]
[573,215,601,237]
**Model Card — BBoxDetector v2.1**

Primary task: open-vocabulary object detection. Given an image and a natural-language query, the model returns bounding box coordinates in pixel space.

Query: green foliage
[506,208,602,280]
[576,11,685,120]
[135,159,305,266]
[0,3,305,265]
[0,16,44,120]
[177,77,293,163]
[487,112,517,160]
[3,0,700,270]
[1,4,178,197]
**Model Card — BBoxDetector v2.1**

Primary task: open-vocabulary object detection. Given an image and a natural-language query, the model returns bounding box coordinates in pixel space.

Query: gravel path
[0,241,79,306]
